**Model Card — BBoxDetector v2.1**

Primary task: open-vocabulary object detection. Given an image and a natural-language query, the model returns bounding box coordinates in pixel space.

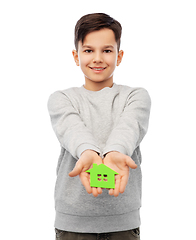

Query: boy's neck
[83,78,114,91]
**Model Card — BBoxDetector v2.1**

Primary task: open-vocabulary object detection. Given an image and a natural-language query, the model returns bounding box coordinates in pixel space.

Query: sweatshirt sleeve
[102,88,151,157]
[47,91,101,159]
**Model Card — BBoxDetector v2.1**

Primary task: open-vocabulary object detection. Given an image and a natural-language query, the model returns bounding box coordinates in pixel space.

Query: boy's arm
[103,88,151,158]
[103,88,151,196]
[48,91,101,159]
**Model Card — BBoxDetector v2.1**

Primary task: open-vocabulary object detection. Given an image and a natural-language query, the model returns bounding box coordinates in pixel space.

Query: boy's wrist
[104,151,119,158]
[77,144,101,158]
[81,149,100,156]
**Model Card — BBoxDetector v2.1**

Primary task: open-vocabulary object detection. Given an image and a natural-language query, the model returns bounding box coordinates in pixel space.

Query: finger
[125,156,137,169]
[92,187,99,197]
[97,187,103,195]
[80,173,92,194]
[113,175,120,197]
[69,162,83,177]
[109,188,114,195]
[119,174,129,193]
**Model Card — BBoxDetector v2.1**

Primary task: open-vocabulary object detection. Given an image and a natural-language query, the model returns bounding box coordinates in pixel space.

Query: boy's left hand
[103,151,137,197]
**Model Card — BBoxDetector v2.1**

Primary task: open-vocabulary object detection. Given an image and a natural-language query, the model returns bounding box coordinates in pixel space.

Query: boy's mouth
[89,66,107,73]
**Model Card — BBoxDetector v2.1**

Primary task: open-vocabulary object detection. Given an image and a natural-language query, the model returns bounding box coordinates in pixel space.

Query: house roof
[86,163,119,175]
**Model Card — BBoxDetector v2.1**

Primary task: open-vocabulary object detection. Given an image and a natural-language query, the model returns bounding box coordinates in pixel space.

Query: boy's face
[73,28,123,90]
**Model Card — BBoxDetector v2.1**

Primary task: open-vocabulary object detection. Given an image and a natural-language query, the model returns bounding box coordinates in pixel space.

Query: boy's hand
[69,150,103,197]
[103,151,137,197]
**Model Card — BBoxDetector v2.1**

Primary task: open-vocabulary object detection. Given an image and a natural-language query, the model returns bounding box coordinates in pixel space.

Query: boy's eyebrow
[82,45,92,48]
[104,45,114,49]
[82,45,114,49]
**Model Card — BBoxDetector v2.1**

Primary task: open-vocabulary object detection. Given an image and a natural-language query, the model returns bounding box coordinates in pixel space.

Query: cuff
[76,144,101,159]
[102,145,128,157]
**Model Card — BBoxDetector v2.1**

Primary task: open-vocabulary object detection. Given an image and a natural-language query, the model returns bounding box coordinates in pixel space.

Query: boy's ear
[72,50,80,66]
[117,50,124,66]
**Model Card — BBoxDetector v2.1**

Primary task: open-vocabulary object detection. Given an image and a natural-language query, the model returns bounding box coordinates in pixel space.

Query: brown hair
[74,13,122,52]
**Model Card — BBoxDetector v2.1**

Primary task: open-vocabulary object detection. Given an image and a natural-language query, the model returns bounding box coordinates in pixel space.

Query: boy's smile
[73,28,124,91]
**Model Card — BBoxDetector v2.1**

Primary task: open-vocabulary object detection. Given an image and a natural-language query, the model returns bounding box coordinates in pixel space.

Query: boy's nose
[93,53,103,63]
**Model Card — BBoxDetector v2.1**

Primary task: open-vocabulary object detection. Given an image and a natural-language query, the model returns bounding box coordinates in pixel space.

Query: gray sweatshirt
[48,83,151,233]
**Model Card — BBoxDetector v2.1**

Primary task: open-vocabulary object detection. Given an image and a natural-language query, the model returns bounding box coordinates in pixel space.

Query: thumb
[69,162,83,177]
[125,156,137,169]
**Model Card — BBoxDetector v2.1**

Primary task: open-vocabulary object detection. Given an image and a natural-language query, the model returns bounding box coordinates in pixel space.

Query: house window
[97,174,101,181]
[97,174,108,182]
[103,174,108,182]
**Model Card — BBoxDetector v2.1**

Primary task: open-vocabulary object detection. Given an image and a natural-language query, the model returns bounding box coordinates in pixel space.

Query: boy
[48,13,151,240]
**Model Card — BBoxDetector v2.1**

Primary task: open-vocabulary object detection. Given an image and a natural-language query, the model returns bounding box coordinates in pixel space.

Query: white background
[0,0,195,239]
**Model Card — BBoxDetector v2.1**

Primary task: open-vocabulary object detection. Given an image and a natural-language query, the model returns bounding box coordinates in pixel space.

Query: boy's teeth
[93,68,104,70]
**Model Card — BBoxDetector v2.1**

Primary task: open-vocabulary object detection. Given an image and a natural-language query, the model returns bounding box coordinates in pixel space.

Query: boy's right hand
[69,150,103,197]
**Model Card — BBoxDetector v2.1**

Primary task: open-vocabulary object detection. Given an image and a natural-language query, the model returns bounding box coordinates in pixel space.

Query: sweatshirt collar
[81,83,117,94]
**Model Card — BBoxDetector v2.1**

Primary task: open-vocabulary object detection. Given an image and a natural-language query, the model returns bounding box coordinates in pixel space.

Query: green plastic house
[86,163,119,189]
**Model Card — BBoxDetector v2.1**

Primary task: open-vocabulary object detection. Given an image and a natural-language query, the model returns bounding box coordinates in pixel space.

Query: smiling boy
[48,13,151,240]
[72,27,124,91]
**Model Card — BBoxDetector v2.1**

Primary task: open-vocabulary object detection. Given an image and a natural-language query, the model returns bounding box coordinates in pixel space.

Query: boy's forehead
[80,28,117,49]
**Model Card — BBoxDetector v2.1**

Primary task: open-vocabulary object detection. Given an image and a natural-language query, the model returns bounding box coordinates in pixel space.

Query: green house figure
[86,163,119,189]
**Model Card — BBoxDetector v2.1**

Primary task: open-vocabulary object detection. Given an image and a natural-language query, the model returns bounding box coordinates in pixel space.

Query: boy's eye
[104,50,112,53]
[84,50,92,53]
